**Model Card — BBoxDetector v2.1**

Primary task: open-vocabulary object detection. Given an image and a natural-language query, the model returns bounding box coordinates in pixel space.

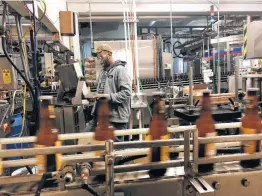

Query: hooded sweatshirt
[94,60,132,123]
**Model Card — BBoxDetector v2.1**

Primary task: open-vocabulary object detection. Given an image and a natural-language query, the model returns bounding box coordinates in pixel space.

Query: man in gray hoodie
[85,44,132,140]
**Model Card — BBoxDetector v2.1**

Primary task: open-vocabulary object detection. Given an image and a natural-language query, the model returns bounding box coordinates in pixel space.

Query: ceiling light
[149,21,156,26]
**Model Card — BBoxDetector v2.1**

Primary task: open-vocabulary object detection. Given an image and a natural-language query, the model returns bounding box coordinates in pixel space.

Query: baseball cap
[92,44,113,57]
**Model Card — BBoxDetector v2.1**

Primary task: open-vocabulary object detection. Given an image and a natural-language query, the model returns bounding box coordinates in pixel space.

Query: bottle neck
[201,98,212,112]
[246,106,258,114]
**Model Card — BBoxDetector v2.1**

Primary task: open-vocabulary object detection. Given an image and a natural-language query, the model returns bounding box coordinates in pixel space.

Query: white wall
[70,14,81,60]
[80,23,125,41]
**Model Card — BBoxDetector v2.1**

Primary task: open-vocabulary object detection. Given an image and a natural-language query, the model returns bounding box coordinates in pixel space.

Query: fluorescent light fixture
[149,20,156,26]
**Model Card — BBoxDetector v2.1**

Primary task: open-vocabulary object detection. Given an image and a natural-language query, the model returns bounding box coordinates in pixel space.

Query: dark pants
[84,118,128,141]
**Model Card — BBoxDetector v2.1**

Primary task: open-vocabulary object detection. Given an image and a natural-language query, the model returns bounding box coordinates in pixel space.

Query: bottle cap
[203,90,211,97]
[247,88,259,96]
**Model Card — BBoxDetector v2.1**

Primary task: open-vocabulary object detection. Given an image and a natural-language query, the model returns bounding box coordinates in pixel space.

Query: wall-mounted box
[59,11,76,36]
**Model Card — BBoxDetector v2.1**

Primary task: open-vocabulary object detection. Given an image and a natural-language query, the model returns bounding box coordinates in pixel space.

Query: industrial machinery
[0,122,262,196]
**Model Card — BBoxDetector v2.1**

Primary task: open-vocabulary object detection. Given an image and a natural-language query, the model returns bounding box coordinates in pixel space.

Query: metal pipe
[0,172,57,185]
[1,140,243,169]
[62,155,104,165]
[114,139,187,150]
[193,130,198,173]
[189,65,193,106]
[234,58,239,103]
[133,0,140,93]
[184,130,191,175]
[1,141,243,169]
[217,65,221,93]
[170,0,174,80]
[0,175,42,185]
[18,17,31,80]
[217,0,220,94]
[202,38,205,60]
[0,122,242,145]
[2,2,7,30]
[207,37,210,68]
[0,134,244,159]
[227,42,231,72]
[0,139,188,158]
[198,152,262,165]
[105,140,114,196]
[2,158,36,168]
[92,160,184,175]
[88,0,94,50]
[125,0,131,51]
[15,15,28,81]
[171,104,187,108]
[122,0,128,61]
[213,47,216,78]
[199,133,262,144]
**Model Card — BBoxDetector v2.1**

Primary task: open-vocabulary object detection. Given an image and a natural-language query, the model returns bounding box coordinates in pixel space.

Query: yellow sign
[2,69,11,84]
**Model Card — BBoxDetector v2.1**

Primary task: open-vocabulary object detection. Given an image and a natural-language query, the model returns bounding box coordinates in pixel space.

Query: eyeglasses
[97,55,103,59]
[97,53,106,60]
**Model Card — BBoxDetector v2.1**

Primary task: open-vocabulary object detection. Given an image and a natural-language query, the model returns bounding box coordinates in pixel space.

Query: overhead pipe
[169,0,174,81]
[15,15,29,81]
[88,0,94,51]
[133,0,140,93]
[125,0,131,51]
[121,0,128,60]
[217,0,220,94]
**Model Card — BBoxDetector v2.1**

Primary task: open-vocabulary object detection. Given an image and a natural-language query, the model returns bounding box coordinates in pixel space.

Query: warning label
[2,69,11,84]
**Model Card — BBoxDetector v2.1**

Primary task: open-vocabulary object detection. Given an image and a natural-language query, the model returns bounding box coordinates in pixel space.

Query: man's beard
[101,60,110,69]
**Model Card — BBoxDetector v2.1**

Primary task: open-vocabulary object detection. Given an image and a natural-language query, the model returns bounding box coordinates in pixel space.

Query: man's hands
[85,93,110,100]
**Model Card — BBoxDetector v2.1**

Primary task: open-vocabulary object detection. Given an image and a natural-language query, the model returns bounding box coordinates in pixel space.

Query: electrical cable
[1,3,35,101]
[2,38,35,105]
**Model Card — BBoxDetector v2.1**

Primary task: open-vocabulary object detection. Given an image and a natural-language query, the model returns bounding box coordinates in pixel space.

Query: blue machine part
[204,47,242,57]
[6,113,28,160]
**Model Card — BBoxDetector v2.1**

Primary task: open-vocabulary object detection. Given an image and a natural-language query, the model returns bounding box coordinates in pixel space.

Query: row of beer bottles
[36,89,261,175]
[197,88,261,173]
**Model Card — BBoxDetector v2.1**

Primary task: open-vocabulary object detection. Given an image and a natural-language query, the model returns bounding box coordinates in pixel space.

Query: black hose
[114,154,147,165]
[35,172,53,196]
[81,184,99,196]
[25,165,33,174]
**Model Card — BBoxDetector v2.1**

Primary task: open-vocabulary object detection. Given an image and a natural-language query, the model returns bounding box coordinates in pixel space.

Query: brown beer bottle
[94,97,114,167]
[93,97,115,181]
[196,91,216,173]
[36,99,58,173]
[94,97,114,141]
[240,88,261,168]
[148,96,169,178]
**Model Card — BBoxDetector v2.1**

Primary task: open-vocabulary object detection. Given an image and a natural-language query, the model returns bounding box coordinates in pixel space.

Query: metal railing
[1,121,262,195]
